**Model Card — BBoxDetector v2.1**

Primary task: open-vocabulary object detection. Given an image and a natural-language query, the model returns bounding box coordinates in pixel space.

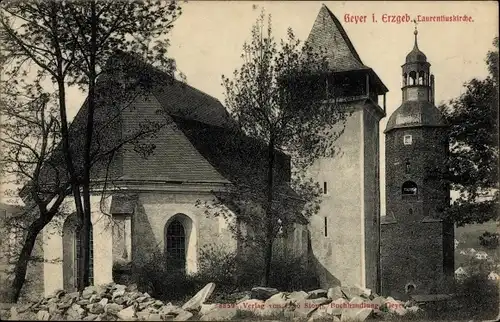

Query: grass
[455,220,500,268]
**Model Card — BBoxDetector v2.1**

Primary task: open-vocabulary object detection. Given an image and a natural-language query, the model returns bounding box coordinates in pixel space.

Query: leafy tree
[441,37,499,226]
[0,0,182,299]
[219,12,349,286]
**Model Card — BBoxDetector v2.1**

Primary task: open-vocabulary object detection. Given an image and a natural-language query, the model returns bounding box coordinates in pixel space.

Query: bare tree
[0,80,69,302]
[0,0,182,299]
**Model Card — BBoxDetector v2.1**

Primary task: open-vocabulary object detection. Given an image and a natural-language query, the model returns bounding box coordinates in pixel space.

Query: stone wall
[132,191,238,274]
[308,106,363,289]
[363,104,382,292]
[308,100,384,290]
[381,221,445,298]
[382,126,453,297]
[42,195,114,297]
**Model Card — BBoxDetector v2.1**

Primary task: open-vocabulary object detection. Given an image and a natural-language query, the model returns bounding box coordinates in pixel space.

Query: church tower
[380,25,454,297]
[305,5,388,292]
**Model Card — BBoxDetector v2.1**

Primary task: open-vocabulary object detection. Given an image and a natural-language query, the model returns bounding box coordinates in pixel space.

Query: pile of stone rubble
[6,282,420,321]
[7,283,199,321]
[202,285,421,321]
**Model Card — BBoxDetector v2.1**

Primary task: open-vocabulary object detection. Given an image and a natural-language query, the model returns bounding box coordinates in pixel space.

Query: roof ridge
[110,50,224,106]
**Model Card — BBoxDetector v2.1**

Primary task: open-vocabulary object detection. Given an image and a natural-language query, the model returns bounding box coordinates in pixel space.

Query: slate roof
[306,5,367,72]
[173,116,295,184]
[36,52,235,186]
[172,116,306,223]
[305,5,388,93]
[36,52,300,208]
[385,100,447,133]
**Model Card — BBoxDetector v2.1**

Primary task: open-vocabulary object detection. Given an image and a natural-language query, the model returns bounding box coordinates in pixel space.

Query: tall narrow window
[323,182,328,195]
[325,78,329,99]
[405,159,411,173]
[166,219,186,270]
[324,217,328,237]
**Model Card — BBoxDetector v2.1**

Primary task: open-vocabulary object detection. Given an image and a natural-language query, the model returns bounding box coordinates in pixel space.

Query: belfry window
[409,71,417,85]
[402,181,418,197]
[418,71,425,85]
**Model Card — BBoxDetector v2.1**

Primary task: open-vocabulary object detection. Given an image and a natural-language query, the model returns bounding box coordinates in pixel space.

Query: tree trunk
[6,216,51,302]
[56,76,86,291]
[262,137,275,287]
[78,0,98,290]
[77,197,91,290]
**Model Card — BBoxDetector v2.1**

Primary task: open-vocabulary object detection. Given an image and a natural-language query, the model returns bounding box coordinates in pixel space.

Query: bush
[131,251,197,302]
[453,275,498,319]
[195,245,239,294]
[479,231,499,249]
[268,255,319,291]
[130,242,320,303]
[445,258,499,320]
[194,244,319,295]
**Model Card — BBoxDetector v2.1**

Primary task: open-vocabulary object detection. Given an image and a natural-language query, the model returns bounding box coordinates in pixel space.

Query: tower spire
[413,19,419,49]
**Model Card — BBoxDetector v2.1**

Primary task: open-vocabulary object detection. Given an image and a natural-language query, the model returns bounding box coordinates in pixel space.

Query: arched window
[165,219,186,270]
[405,159,411,173]
[405,283,416,294]
[402,73,407,86]
[409,71,417,85]
[418,71,425,85]
[402,181,418,198]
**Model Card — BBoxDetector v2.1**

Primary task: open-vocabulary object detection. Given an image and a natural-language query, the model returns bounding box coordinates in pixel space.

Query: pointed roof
[305,5,388,93]
[405,23,427,63]
[305,4,368,72]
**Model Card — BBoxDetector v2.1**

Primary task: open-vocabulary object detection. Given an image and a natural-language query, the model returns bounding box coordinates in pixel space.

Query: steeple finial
[413,19,419,48]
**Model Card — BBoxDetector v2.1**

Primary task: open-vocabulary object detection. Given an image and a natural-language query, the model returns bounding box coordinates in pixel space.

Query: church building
[380,25,455,298]
[33,4,390,297]
[13,5,457,299]
[37,51,307,296]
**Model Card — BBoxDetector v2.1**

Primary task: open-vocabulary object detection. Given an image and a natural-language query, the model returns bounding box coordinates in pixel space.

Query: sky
[2,1,499,214]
